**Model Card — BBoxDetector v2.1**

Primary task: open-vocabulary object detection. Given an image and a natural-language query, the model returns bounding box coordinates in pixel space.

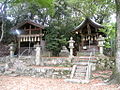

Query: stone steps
[73,56,97,64]
[74,73,86,77]
[66,56,95,83]
[72,65,87,80]
[73,56,97,60]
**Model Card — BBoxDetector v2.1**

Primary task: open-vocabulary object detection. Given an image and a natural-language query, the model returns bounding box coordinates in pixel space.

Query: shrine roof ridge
[11,20,45,30]
[73,18,104,32]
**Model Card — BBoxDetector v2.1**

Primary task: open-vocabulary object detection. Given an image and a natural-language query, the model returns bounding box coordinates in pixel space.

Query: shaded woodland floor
[0,70,119,90]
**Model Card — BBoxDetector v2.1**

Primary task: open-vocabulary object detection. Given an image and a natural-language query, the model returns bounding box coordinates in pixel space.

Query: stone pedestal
[69,48,73,57]
[35,44,41,65]
[9,42,15,58]
[68,37,75,58]
[59,46,69,57]
[99,46,103,54]
[97,35,105,55]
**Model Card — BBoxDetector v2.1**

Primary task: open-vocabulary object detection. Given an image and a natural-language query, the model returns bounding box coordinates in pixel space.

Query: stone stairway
[73,56,97,64]
[71,64,88,80]
[65,56,97,83]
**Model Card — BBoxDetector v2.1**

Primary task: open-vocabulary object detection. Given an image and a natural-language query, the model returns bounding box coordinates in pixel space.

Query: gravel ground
[0,70,119,90]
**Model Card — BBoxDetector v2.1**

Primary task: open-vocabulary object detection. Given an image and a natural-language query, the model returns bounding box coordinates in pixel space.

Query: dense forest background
[0,0,116,56]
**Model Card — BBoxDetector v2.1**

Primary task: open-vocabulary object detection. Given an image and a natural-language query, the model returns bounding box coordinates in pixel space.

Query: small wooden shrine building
[73,18,104,54]
[12,20,45,55]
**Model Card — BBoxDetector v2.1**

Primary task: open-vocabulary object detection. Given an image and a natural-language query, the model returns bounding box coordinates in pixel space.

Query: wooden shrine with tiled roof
[73,18,105,55]
[11,20,45,55]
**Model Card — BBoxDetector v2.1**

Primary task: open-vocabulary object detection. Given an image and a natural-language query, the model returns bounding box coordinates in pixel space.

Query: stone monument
[35,43,41,65]
[59,46,69,57]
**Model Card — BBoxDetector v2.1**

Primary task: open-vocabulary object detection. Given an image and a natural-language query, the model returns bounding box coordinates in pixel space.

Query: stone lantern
[35,43,41,65]
[9,42,15,57]
[68,37,75,58]
[97,35,105,55]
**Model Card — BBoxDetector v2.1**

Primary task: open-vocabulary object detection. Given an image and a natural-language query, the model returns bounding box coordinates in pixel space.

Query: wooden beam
[18,34,44,37]
[24,28,42,31]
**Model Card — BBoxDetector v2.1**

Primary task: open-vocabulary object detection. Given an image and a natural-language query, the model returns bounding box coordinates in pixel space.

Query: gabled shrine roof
[73,18,104,32]
[11,20,44,30]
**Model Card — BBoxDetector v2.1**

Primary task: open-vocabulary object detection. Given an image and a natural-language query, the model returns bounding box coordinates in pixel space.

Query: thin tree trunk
[0,0,8,42]
[0,22,4,42]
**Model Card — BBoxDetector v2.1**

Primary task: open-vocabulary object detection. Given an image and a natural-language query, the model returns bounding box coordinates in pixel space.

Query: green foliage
[67,0,115,23]
[45,0,75,56]
[45,26,68,56]
[45,35,60,56]
[100,23,116,56]
[96,56,115,70]
[12,0,54,8]
[12,0,55,15]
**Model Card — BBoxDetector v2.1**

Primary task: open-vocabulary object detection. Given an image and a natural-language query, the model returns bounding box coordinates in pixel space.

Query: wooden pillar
[81,34,84,49]
[28,25,31,55]
[87,24,91,48]
[18,36,20,56]
[39,28,42,47]
[87,24,91,34]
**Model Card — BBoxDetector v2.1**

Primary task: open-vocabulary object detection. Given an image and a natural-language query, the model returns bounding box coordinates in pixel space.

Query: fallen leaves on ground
[0,70,119,90]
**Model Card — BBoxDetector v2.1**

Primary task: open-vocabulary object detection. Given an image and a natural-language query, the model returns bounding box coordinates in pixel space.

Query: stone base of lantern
[69,55,74,58]
[98,45,104,56]
[97,53,105,57]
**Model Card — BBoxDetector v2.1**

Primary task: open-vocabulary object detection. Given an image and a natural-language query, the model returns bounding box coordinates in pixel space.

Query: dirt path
[0,70,119,90]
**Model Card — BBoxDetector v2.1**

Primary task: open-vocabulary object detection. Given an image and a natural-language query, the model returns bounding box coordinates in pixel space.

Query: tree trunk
[108,0,120,84]
[0,22,4,42]
[0,0,8,42]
